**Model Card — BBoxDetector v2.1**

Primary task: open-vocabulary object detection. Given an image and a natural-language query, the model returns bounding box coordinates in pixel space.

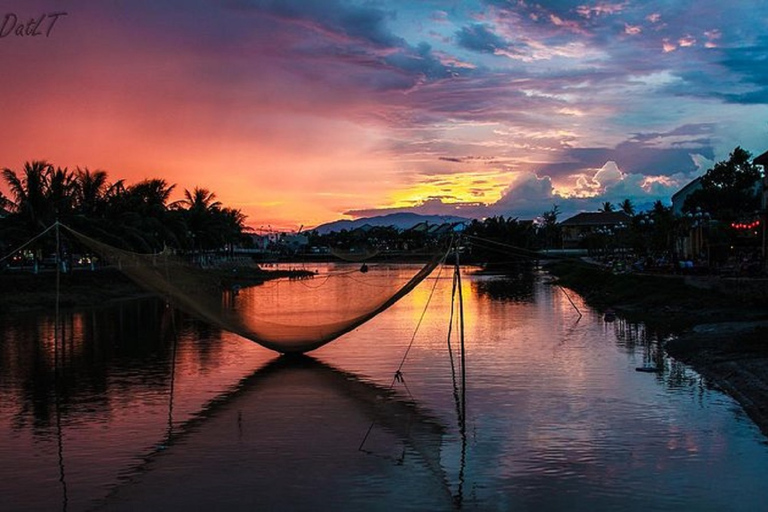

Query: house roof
[408,221,430,232]
[560,211,631,226]
[671,176,702,201]
[754,150,768,167]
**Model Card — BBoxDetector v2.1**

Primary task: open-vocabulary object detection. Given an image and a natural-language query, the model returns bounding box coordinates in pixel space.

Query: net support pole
[54,219,61,368]
[455,244,466,425]
[453,242,468,508]
[53,219,69,509]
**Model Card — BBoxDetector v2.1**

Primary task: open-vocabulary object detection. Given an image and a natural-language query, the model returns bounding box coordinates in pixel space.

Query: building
[671,177,702,216]
[751,150,768,267]
[280,233,309,253]
[560,211,631,249]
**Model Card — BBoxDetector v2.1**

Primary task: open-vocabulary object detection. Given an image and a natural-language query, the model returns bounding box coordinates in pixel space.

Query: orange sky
[2,1,767,229]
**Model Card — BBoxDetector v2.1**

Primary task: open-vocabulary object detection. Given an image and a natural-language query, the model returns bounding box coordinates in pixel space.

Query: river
[1,264,767,511]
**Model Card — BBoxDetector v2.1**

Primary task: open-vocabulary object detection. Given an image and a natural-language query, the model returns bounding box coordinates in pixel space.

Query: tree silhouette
[540,204,561,249]
[0,190,10,216]
[598,201,615,213]
[73,168,112,217]
[2,161,55,232]
[619,198,635,216]
[177,187,227,250]
[684,146,762,222]
[1,161,253,255]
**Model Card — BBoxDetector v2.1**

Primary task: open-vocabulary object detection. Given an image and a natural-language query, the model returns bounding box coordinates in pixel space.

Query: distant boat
[635,364,661,373]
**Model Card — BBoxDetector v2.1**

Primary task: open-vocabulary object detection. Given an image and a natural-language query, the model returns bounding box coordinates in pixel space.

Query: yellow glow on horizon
[385,170,512,209]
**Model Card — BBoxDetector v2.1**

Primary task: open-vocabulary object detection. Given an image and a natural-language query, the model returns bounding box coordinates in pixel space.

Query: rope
[465,235,543,259]
[557,284,583,318]
[296,273,334,289]
[0,222,58,263]
[358,245,451,452]
[394,248,450,376]
[446,268,458,383]
[469,234,583,317]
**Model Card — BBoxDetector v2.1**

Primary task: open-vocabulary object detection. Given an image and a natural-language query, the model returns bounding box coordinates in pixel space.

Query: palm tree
[0,190,10,216]
[179,187,222,213]
[0,191,11,243]
[100,178,181,251]
[46,166,76,218]
[619,198,635,216]
[174,187,245,250]
[598,201,615,213]
[2,161,78,238]
[2,161,53,231]
[73,168,110,217]
[126,179,176,211]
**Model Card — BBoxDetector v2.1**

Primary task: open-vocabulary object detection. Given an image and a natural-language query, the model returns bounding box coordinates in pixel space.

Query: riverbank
[545,259,768,437]
[0,266,313,315]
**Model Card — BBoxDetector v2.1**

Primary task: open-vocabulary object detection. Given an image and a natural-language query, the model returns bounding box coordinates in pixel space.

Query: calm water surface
[1,265,767,511]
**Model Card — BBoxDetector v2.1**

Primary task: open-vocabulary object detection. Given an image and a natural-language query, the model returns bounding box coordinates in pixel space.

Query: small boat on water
[635,364,661,373]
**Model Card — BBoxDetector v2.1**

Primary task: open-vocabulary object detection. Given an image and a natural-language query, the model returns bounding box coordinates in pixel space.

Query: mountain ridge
[312,212,470,234]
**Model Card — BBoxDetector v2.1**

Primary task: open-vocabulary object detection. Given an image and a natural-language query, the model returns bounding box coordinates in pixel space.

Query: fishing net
[62,225,445,353]
[329,246,379,262]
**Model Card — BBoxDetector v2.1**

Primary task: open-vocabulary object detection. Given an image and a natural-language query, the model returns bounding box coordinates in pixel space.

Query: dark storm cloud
[534,143,712,179]
[628,124,715,143]
[716,36,768,104]
[224,0,403,48]
[456,23,510,53]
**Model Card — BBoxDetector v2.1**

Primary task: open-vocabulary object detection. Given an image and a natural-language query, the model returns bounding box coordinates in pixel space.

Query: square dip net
[63,225,446,353]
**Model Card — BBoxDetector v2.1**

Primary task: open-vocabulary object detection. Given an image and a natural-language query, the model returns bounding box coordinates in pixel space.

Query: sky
[1,0,767,229]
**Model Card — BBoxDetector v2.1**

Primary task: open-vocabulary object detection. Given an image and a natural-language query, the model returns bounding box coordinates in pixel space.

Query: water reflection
[610,317,708,393]
[471,272,536,303]
[2,268,768,511]
[97,355,454,511]
[0,300,178,432]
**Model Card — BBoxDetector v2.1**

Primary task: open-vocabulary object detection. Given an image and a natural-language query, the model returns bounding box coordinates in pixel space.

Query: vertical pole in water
[54,219,69,510]
[54,220,61,367]
[455,244,466,423]
[454,241,467,509]
[167,308,179,440]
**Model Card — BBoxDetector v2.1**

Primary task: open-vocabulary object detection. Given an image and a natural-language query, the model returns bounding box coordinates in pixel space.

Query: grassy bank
[545,259,768,437]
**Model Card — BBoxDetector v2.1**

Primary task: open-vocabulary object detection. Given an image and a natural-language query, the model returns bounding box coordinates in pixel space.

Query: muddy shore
[545,259,768,437]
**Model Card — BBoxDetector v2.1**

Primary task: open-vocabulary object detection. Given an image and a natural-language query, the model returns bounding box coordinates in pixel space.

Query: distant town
[1,146,766,275]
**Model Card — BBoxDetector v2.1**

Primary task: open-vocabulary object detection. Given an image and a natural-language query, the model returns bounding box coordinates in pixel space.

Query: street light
[687,208,712,267]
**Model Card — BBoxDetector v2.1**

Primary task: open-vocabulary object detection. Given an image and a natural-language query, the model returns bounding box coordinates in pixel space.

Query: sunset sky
[1,0,767,229]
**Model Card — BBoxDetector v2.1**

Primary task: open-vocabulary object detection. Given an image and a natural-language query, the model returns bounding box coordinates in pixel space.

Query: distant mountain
[312,212,470,234]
